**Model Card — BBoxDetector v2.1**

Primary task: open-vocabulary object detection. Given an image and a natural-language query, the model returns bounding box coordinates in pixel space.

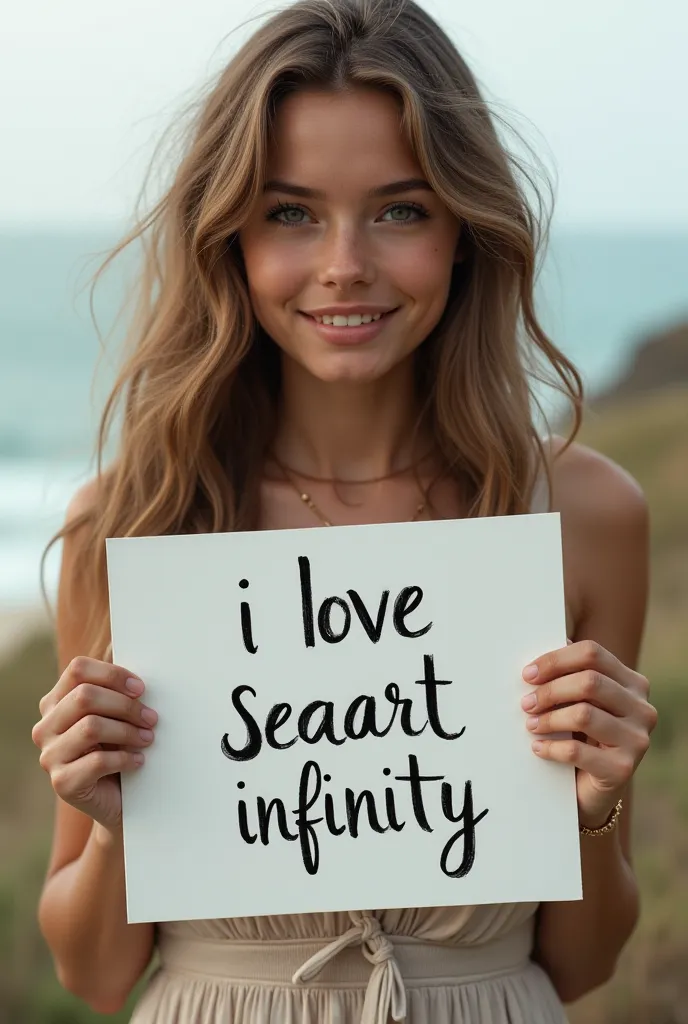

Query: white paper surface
[106,513,582,924]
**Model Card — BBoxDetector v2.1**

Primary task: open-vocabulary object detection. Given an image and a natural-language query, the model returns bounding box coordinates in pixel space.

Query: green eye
[266,202,311,227]
[281,208,306,224]
[381,202,428,224]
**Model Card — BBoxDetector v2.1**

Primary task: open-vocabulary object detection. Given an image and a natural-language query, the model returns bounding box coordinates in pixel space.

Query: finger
[39,716,155,772]
[37,682,157,741]
[51,749,145,802]
[39,657,144,716]
[526,703,628,745]
[522,670,636,717]
[531,737,635,785]
[523,639,637,690]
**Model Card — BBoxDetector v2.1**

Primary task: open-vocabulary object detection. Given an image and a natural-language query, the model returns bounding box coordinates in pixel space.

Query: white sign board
[106,514,582,924]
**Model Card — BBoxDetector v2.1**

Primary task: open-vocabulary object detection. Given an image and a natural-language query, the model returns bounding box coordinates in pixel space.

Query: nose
[316,221,375,290]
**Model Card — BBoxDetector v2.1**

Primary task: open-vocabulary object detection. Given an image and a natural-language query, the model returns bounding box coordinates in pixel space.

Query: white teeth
[314,312,385,326]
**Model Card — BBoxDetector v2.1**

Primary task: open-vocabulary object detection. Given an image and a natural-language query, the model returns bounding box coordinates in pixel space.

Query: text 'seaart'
[106,515,582,924]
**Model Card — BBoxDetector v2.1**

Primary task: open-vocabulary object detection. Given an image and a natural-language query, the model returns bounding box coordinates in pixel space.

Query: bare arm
[39,813,154,1012]
[532,441,652,1002]
[34,485,156,1013]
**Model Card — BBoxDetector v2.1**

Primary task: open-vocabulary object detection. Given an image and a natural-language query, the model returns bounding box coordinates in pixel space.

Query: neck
[273,355,428,480]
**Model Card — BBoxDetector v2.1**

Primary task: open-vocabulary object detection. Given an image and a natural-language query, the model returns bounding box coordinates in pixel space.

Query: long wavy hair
[45,0,582,659]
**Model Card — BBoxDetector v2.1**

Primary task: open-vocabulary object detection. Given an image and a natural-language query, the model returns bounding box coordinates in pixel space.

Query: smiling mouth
[300,309,399,327]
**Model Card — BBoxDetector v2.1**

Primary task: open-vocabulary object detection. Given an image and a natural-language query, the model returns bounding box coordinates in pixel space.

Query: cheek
[242,239,307,313]
[390,237,456,308]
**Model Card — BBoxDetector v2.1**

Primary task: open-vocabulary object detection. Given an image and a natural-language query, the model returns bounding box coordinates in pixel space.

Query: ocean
[1,228,687,607]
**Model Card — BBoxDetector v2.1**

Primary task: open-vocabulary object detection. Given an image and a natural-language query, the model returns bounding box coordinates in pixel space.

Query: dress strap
[292,910,406,1024]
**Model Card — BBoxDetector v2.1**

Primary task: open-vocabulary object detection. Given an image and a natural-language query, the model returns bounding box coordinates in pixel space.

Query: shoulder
[546,434,648,536]
[64,475,103,527]
[61,472,116,550]
[543,436,649,649]
[56,476,110,666]
[58,475,106,585]
[58,477,106,594]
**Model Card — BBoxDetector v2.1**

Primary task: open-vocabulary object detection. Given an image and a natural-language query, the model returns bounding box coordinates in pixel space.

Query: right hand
[32,657,158,834]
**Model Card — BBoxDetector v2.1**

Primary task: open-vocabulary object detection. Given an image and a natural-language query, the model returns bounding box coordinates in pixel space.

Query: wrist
[579,809,613,830]
[91,821,124,851]
[579,798,623,836]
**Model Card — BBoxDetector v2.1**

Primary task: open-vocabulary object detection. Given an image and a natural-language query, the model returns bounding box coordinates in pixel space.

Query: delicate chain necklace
[272,453,428,527]
[270,449,434,486]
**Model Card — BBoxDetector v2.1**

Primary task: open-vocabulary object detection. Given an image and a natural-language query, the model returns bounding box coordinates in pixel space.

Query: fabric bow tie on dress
[291,910,408,1024]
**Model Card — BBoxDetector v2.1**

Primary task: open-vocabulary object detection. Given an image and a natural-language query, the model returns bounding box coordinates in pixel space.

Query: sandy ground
[0,604,51,665]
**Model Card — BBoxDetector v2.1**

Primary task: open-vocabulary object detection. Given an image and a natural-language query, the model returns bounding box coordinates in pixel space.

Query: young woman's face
[239,87,462,384]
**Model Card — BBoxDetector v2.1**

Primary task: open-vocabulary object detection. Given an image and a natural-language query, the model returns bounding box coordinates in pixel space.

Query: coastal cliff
[594,318,688,403]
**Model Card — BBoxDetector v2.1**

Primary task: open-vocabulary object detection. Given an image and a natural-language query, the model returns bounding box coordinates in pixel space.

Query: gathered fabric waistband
[158,928,532,988]
[157,913,534,1024]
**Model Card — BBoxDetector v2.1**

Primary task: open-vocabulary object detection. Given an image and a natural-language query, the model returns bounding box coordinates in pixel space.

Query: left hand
[520,640,658,828]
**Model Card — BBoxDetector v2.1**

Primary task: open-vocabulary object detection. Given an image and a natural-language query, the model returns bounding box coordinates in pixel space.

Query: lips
[300,308,398,324]
[298,307,399,346]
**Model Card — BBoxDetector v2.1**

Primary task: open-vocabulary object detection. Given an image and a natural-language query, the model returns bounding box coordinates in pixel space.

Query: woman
[31,0,657,1020]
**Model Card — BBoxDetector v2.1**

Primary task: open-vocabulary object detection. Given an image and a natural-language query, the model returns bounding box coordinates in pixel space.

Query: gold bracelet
[579,798,623,837]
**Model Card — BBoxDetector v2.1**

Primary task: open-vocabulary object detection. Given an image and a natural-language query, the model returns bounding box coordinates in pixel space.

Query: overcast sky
[1,0,686,230]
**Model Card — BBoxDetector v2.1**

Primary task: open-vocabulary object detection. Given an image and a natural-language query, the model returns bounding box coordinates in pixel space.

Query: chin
[304,350,399,385]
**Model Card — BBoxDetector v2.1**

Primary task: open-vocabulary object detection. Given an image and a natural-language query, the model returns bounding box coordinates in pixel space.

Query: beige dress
[130,471,569,1024]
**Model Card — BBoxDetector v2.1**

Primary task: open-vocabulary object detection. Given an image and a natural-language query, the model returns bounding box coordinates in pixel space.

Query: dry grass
[568,389,688,1024]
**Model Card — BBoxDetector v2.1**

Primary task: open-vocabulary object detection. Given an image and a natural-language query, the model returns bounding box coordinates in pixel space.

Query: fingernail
[141,707,158,725]
[522,664,538,681]
[521,692,537,710]
[133,752,145,766]
[138,728,154,742]
[126,677,144,695]
[526,715,539,731]
[532,740,544,753]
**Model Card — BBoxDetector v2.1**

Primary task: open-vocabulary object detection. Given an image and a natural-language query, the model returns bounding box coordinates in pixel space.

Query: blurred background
[1,1,686,1020]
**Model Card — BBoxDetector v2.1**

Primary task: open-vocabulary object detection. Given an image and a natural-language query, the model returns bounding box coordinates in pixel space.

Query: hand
[32,657,158,834]
[520,640,657,828]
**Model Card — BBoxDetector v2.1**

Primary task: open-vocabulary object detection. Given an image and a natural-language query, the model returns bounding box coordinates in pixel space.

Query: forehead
[266,87,422,185]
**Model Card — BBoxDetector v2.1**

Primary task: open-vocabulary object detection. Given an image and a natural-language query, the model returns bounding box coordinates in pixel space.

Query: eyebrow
[262,177,433,199]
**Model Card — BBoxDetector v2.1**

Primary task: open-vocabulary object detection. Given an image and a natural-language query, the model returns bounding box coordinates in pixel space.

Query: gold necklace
[273,455,428,527]
[269,450,434,486]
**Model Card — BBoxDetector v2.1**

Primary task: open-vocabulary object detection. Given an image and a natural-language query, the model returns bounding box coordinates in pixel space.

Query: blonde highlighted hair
[46,0,582,658]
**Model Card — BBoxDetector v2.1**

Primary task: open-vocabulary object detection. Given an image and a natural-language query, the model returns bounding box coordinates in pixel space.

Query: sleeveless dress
[130,468,569,1024]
